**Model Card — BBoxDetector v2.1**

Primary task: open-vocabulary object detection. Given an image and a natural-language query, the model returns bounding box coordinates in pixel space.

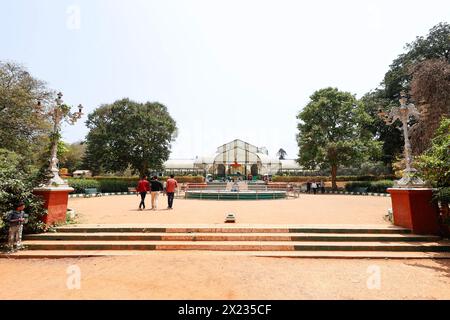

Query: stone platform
[3,224,450,259]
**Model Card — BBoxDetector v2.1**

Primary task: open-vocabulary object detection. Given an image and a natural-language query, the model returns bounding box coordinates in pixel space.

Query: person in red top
[165,175,178,210]
[136,176,150,210]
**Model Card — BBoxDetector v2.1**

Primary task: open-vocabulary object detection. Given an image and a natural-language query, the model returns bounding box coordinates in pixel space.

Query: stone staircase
[4,224,450,259]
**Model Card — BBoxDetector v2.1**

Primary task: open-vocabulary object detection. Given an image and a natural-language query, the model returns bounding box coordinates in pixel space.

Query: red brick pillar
[388,188,440,235]
[33,187,74,225]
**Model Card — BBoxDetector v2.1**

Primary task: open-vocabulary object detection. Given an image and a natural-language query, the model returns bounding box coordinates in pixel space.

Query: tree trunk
[140,162,148,178]
[331,165,338,190]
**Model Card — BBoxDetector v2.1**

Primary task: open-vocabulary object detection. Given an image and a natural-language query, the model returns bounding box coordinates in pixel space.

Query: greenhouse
[163,139,303,177]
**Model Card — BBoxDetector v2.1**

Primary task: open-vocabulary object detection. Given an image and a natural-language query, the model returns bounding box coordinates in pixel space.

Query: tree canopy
[0,61,53,165]
[362,22,450,167]
[277,148,287,160]
[409,58,450,154]
[383,22,449,99]
[0,148,47,237]
[297,87,382,188]
[416,117,450,189]
[360,91,403,168]
[84,98,177,176]
[59,141,86,173]
[416,117,450,217]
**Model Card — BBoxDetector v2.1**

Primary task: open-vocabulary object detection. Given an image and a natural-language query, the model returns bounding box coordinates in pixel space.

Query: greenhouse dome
[163,139,302,176]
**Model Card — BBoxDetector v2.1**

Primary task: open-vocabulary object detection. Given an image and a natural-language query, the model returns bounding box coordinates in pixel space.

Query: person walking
[166,175,178,210]
[150,176,164,210]
[311,181,318,195]
[306,181,311,194]
[136,176,150,211]
[320,180,326,194]
[163,180,167,197]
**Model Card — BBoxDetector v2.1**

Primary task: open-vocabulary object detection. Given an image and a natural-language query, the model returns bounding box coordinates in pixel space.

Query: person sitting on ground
[150,176,164,210]
[6,202,28,252]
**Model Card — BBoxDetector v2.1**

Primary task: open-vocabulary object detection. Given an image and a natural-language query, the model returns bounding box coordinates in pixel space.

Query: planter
[33,187,74,225]
[388,188,440,235]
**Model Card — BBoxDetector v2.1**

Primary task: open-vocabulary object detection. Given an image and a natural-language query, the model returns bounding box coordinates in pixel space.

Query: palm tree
[277,148,287,160]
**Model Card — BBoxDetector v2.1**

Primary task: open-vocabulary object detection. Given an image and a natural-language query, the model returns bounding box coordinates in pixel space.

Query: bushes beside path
[272,175,395,183]
[68,176,205,194]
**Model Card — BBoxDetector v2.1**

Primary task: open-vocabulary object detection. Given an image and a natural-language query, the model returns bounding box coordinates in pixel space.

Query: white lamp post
[379,91,425,188]
[33,92,84,225]
[41,92,83,187]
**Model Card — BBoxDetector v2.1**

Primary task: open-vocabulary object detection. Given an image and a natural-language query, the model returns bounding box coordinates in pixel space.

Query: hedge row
[94,178,137,193]
[69,176,205,193]
[68,176,393,193]
[68,179,101,194]
[345,180,394,194]
[93,176,204,183]
[272,176,328,183]
[272,175,396,183]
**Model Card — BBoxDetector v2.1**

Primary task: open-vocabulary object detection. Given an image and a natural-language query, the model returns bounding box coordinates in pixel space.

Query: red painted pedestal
[388,188,440,235]
[33,187,74,225]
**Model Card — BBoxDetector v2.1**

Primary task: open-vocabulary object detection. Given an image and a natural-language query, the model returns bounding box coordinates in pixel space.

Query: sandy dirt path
[1,254,449,300]
[68,194,391,225]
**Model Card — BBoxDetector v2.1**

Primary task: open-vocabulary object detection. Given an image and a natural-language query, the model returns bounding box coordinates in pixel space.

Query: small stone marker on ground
[225,213,236,223]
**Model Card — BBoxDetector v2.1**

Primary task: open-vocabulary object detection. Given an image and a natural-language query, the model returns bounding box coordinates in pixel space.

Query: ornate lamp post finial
[380,92,425,188]
[43,92,84,188]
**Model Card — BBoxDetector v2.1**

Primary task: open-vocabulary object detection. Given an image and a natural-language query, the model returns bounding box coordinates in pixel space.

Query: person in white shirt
[311,182,318,194]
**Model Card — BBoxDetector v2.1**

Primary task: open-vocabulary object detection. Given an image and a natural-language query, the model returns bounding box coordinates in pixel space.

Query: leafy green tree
[277,148,287,160]
[409,58,450,154]
[0,149,47,241]
[416,117,450,218]
[362,22,450,167]
[297,87,382,189]
[0,61,53,166]
[59,141,86,173]
[84,98,177,176]
[383,22,449,99]
[360,91,403,170]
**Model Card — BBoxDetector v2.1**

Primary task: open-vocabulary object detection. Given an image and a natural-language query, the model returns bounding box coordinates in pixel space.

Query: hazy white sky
[1,0,448,159]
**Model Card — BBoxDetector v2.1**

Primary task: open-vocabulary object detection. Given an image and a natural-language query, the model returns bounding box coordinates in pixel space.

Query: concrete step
[24,232,440,242]
[55,224,411,234]
[3,250,450,259]
[20,240,450,252]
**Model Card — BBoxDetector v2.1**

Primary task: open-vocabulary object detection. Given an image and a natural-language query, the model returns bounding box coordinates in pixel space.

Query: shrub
[368,180,395,193]
[69,176,205,193]
[416,117,450,218]
[272,175,395,183]
[173,176,204,184]
[96,178,137,193]
[0,149,47,242]
[345,180,394,193]
[336,175,396,182]
[68,179,101,194]
[345,181,371,192]
[272,176,329,183]
[433,187,450,204]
